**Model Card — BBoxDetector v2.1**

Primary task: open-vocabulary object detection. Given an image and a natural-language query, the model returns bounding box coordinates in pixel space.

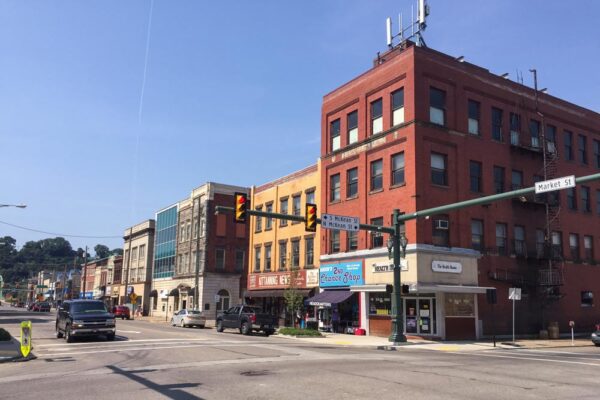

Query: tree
[283,269,305,328]
[110,248,123,256]
[94,244,110,259]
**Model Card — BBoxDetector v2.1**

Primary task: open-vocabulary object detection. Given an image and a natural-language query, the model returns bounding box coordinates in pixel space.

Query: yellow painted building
[247,162,321,326]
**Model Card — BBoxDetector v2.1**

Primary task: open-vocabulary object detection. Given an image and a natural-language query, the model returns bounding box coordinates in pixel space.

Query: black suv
[56,300,116,342]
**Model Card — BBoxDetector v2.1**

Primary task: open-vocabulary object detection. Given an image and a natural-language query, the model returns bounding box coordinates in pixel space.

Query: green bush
[0,328,12,342]
[278,327,322,337]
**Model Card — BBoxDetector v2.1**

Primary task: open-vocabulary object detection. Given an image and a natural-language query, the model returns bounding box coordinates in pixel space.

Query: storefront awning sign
[320,261,364,288]
[371,260,408,273]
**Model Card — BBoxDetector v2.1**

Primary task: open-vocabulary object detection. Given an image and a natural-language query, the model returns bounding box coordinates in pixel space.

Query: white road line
[452,351,600,367]
[34,338,210,347]
[115,330,141,333]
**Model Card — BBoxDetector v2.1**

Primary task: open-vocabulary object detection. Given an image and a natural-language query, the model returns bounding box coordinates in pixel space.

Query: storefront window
[369,293,391,316]
[444,293,475,317]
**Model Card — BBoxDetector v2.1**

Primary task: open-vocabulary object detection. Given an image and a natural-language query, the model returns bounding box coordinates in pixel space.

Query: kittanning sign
[247,270,319,290]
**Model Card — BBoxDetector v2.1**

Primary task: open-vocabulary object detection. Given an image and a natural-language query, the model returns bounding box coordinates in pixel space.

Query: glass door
[418,299,431,334]
[405,299,418,334]
[404,298,436,335]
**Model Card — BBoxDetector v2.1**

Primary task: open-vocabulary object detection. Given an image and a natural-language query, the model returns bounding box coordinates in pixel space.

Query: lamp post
[388,209,408,344]
[0,204,27,208]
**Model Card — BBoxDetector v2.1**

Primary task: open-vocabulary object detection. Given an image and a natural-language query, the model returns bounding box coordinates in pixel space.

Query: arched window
[216,289,230,312]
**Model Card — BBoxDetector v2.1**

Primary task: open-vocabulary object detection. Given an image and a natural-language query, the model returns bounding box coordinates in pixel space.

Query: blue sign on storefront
[319,261,364,288]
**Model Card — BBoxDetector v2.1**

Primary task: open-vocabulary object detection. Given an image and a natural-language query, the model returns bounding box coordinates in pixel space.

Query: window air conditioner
[435,220,449,230]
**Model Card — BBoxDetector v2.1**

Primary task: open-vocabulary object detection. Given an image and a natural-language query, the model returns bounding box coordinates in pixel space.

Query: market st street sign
[321,213,360,232]
[534,175,575,194]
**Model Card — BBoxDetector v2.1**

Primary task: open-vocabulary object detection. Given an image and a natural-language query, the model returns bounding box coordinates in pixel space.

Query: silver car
[171,309,206,328]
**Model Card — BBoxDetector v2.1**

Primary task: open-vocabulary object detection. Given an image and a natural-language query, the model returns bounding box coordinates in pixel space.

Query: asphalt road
[1,306,600,400]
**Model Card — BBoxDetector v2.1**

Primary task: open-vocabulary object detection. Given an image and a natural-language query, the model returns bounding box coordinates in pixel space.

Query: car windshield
[188,310,202,315]
[71,302,107,313]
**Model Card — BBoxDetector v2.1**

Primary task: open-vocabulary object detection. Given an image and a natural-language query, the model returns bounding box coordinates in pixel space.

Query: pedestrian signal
[305,203,317,232]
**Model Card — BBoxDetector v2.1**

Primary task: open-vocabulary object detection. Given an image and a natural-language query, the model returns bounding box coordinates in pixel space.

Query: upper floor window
[514,226,526,256]
[564,131,574,161]
[569,233,580,261]
[536,229,545,258]
[265,203,273,230]
[371,98,383,135]
[347,231,358,251]
[493,166,505,194]
[491,107,503,141]
[305,237,314,267]
[392,88,405,126]
[468,100,480,135]
[279,241,287,271]
[584,236,594,262]
[235,250,244,272]
[391,153,405,186]
[511,170,523,190]
[495,223,507,256]
[370,159,383,191]
[216,248,226,271]
[469,161,482,193]
[551,231,563,258]
[370,217,384,248]
[432,215,450,247]
[431,153,447,186]
[292,195,301,217]
[593,139,600,169]
[567,187,577,210]
[429,87,446,126]
[255,206,262,232]
[578,134,588,164]
[254,247,261,272]
[330,230,340,253]
[264,245,272,271]
[581,186,591,212]
[529,119,541,148]
[279,198,288,226]
[330,174,341,202]
[347,168,358,198]
[306,190,315,205]
[471,219,483,251]
[546,125,557,153]
[347,111,358,145]
[510,113,520,145]
[330,119,341,152]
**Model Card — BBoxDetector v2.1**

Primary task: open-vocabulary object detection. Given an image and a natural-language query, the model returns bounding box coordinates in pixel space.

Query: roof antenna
[385,0,429,49]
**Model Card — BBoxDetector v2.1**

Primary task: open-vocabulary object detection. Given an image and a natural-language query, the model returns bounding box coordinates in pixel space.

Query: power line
[0,220,122,239]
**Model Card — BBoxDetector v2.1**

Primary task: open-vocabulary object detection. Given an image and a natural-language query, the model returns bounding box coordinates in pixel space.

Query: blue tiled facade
[153,205,178,279]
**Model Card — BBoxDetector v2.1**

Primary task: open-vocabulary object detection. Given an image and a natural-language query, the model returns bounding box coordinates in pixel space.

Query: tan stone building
[121,219,155,315]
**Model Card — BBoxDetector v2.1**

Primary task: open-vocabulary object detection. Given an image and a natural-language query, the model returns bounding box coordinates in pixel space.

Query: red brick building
[320,41,600,340]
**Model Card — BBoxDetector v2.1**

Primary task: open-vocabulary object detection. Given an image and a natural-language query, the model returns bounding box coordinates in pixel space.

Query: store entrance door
[404,298,436,335]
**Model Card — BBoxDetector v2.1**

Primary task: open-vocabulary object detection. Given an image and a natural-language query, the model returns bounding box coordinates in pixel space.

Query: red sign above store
[248,270,319,290]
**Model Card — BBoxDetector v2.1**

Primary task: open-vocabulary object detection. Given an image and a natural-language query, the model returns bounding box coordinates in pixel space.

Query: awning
[169,288,180,296]
[305,290,353,307]
[149,289,158,297]
[415,284,494,294]
[246,289,312,298]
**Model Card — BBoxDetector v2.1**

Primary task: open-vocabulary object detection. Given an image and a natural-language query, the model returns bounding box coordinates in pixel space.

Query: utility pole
[82,246,88,299]
[123,228,133,309]
[193,201,203,310]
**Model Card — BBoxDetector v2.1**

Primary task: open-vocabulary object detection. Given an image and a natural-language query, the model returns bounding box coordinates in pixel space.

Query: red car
[112,305,131,320]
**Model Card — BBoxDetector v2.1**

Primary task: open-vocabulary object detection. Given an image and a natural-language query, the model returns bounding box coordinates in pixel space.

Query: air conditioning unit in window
[435,220,449,230]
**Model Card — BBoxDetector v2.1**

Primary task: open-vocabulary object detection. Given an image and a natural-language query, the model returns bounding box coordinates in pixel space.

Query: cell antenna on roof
[385,0,429,49]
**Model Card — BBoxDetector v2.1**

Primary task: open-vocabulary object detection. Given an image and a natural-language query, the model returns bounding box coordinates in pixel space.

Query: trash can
[548,321,559,339]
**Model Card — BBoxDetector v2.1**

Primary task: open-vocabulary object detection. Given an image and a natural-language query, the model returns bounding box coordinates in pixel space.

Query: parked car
[171,309,206,328]
[35,302,51,312]
[216,305,276,336]
[56,300,116,342]
[112,305,131,320]
[591,325,600,346]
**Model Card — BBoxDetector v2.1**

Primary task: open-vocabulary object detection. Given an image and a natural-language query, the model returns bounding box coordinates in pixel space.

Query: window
[529,119,541,148]
[546,125,557,153]
[594,139,600,169]
[255,206,262,232]
[330,119,341,151]
[369,292,391,316]
[347,168,358,198]
[292,195,301,217]
[564,131,573,161]
[391,153,405,186]
[536,229,545,258]
[582,186,591,212]
[432,215,449,247]
[493,166,505,194]
[584,236,594,262]
[265,203,273,230]
[370,217,384,248]
[235,250,244,272]
[192,251,197,271]
[431,153,447,186]
[496,223,507,255]
[131,247,138,261]
[511,170,523,190]
[306,190,315,205]
[279,198,288,226]
[180,223,185,243]
[291,239,300,268]
[569,233,580,261]
[330,174,341,202]
[471,220,483,251]
[371,98,383,135]
[216,249,225,271]
[581,291,594,307]
[469,161,482,192]
[186,222,191,241]
[264,245,272,271]
[429,87,446,125]
[514,226,526,256]
[347,111,358,145]
[139,244,146,260]
[254,247,261,272]
[551,232,562,258]
[193,220,199,239]
[347,231,358,251]
[370,159,383,191]
[392,88,405,126]
[305,237,314,266]
[510,113,520,145]
[468,100,480,135]
[491,107,503,141]
[578,134,588,164]
[330,230,340,253]
[567,187,577,210]
[279,242,287,271]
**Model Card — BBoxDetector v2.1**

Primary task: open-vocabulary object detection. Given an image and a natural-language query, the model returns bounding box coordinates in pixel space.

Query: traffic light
[401,284,410,295]
[305,203,317,232]
[234,192,248,223]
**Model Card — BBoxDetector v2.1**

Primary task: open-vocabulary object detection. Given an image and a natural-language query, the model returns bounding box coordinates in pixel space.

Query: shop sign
[320,261,364,288]
[247,270,307,289]
[306,269,319,287]
[431,260,462,274]
[371,260,408,273]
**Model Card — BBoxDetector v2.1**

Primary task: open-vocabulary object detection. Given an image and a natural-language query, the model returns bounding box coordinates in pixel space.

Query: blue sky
[1,0,599,253]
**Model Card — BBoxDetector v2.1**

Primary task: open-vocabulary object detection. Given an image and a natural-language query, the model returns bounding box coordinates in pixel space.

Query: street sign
[214,294,220,302]
[535,175,575,194]
[20,321,32,358]
[508,288,522,300]
[321,213,359,231]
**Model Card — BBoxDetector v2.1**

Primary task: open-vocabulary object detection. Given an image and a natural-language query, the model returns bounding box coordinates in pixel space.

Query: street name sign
[321,213,360,231]
[508,287,522,301]
[535,175,575,194]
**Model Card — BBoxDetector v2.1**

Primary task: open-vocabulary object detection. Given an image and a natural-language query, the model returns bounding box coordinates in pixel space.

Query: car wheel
[264,329,274,337]
[55,324,63,339]
[121,316,125,320]
[199,325,205,329]
[106,333,115,341]
[595,343,600,347]
[216,320,224,332]
[241,322,251,335]
[180,320,186,328]
[65,325,74,343]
